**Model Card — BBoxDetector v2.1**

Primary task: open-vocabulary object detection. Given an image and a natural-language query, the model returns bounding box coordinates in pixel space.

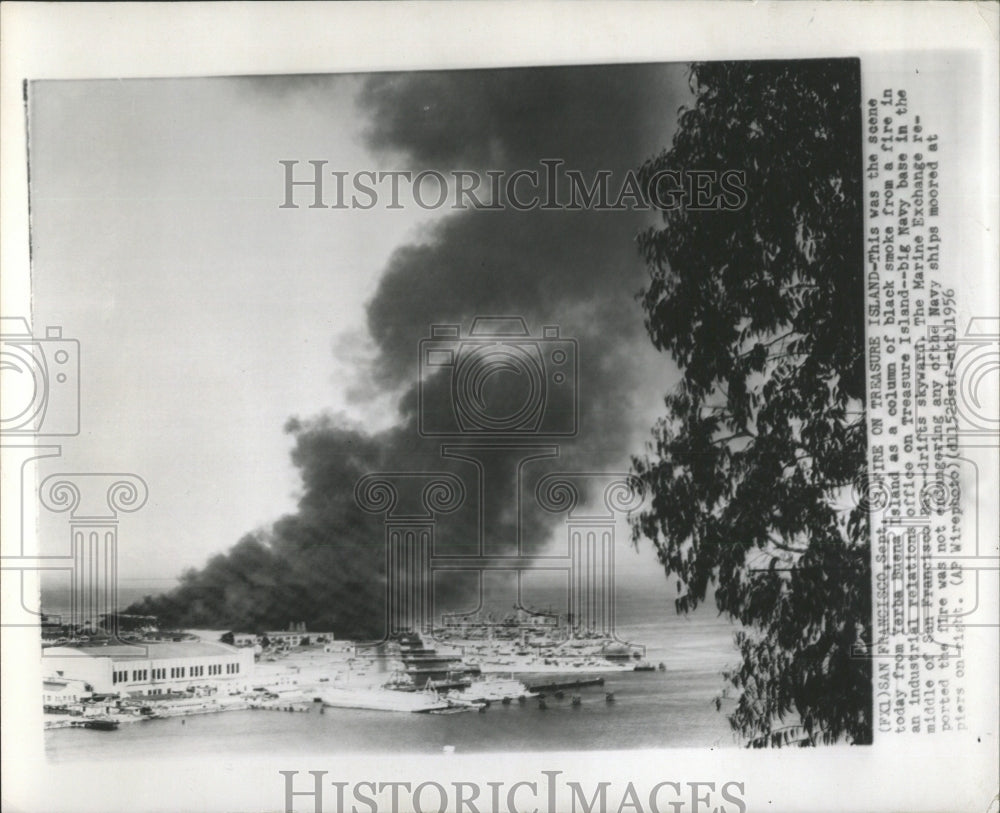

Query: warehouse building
[43,640,255,697]
[42,675,92,707]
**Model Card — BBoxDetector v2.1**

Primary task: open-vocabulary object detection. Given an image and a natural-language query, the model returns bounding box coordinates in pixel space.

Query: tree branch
[768,535,808,554]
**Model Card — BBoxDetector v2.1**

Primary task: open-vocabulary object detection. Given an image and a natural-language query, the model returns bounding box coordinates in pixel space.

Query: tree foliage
[631,60,871,746]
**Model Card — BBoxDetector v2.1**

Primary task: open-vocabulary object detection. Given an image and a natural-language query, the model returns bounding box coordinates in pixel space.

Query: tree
[630,60,871,746]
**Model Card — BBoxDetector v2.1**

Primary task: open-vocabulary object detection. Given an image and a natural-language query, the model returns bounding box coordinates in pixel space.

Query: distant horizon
[39,576,722,627]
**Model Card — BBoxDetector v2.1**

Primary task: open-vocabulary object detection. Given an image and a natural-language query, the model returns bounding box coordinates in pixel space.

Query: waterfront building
[42,675,92,707]
[40,613,67,643]
[263,623,335,648]
[42,641,255,697]
[264,630,306,647]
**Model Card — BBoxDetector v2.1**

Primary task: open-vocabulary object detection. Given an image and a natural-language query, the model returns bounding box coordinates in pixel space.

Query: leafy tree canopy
[631,59,871,747]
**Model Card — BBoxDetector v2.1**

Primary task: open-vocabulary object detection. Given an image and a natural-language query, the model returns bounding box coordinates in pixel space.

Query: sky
[27,65,691,599]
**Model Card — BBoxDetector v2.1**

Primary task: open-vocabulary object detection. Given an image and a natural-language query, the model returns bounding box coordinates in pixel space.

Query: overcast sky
[28,67,690,595]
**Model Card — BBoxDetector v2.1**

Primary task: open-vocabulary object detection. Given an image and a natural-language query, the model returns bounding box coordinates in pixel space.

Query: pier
[524,677,605,692]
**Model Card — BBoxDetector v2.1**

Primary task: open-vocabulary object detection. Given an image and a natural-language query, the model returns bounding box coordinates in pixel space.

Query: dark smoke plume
[129,64,687,638]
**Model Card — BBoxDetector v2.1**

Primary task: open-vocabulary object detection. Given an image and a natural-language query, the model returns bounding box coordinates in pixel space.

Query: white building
[43,641,255,697]
[264,630,306,647]
[263,629,335,648]
[42,675,92,707]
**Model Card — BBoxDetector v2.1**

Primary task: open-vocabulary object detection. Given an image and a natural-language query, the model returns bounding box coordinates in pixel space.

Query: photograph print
[20,57,871,761]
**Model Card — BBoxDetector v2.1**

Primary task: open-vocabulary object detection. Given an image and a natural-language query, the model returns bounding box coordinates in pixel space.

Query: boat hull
[320,688,451,713]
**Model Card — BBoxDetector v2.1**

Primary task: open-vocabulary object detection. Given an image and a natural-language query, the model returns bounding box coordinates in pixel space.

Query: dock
[524,677,605,692]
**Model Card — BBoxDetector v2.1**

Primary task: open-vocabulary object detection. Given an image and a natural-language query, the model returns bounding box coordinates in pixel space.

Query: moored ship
[432,607,649,674]
[320,684,452,713]
[454,674,533,704]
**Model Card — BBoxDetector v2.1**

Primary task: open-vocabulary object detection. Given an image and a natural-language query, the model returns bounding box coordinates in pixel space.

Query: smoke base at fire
[126,64,688,638]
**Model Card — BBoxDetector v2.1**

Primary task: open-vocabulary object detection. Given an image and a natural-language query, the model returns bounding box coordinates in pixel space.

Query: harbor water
[44,600,742,760]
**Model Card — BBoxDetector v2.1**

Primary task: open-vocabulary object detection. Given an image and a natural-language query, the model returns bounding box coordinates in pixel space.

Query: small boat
[554,690,565,699]
[571,695,582,707]
[458,675,532,704]
[81,717,119,731]
[430,706,474,715]
[633,662,656,672]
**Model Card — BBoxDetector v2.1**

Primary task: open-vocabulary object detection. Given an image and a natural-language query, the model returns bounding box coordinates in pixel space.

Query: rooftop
[44,641,241,661]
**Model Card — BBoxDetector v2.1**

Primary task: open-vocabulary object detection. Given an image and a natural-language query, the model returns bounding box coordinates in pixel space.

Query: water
[44,601,742,760]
